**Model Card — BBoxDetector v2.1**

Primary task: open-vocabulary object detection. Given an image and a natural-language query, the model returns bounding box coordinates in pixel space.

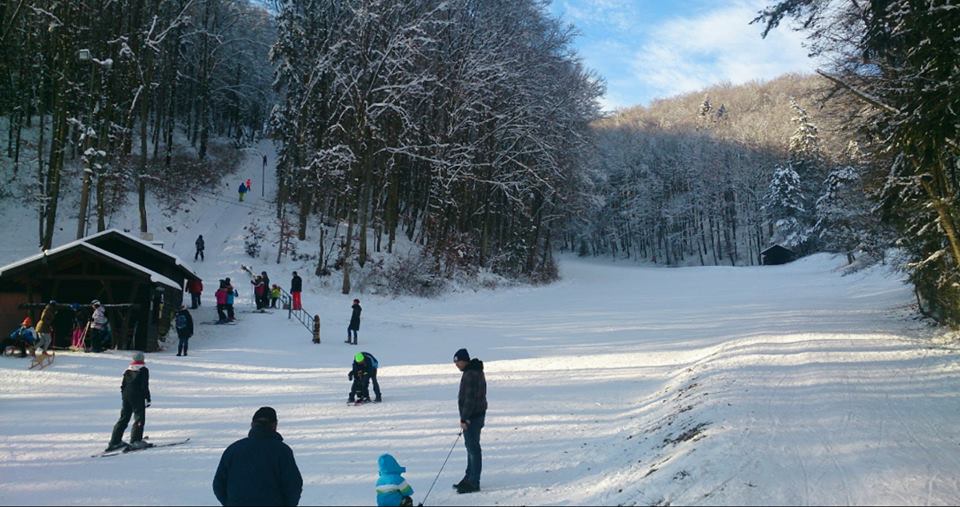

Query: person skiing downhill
[347,299,361,344]
[106,351,152,452]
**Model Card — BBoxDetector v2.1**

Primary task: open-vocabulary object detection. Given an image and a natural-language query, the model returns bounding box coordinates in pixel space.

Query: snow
[1,145,959,506]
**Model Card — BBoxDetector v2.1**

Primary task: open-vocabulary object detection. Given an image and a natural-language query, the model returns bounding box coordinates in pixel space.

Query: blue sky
[548,0,820,110]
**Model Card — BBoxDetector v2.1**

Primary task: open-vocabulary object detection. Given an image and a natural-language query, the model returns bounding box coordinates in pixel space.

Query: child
[348,363,370,404]
[376,453,414,507]
[270,284,281,309]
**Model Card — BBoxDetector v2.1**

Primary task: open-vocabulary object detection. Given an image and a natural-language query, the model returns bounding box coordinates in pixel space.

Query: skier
[246,178,252,192]
[213,407,303,507]
[290,271,302,310]
[453,348,486,494]
[88,300,109,352]
[238,181,248,202]
[106,351,152,452]
[195,234,205,261]
[348,351,381,403]
[347,298,361,345]
[175,305,194,356]
[376,453,414,507]
[186,278,203,309]
[34,300,56,354]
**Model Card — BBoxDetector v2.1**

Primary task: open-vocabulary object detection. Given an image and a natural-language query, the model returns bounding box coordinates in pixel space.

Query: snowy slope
[0,146,958,506]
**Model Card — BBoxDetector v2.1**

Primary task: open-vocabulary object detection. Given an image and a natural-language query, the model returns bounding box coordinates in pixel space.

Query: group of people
[250,270,276,310]
[3,300,111,357]
[105,346,488,505]
[238,178,252,201]
[214,279,239,323]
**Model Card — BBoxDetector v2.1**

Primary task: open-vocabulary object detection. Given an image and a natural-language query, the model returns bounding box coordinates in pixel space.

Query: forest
[1,0,957,325]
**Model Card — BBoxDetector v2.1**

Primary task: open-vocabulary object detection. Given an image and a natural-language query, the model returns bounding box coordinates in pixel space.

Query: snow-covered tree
[765,163,808,248]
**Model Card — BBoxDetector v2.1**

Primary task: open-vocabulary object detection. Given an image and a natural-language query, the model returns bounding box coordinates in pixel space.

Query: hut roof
[0,240,180,290]
[84,229,200,282]
[761,244,795,255]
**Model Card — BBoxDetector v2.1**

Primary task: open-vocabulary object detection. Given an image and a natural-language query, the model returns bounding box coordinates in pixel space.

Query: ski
[200,320,238,325]
[92,438,191,458]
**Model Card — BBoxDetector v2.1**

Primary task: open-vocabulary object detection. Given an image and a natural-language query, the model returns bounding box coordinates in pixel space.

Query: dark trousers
[177,331,189,355]
[195,249,204,261]
[190,292,201,308]
[463,413,485,487]
[366,369,381,399]
[110,398,146,445]
[347,327,358,344]
[349,375,369,401]
[216,304,227,322]
[227,304,235,320]
[270,297,278,308]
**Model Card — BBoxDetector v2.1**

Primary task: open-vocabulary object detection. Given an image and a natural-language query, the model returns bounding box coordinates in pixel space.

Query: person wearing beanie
[213,407,303,506]
[3,316,36,358]
[106,351,152,452]
[347,299,362,345]
[348,351,381,403]
[175,304,194,356]
[453,348,487,494]
[375,453,414,506]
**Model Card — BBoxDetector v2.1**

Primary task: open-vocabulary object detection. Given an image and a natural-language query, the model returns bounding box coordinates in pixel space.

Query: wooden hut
[760,244,796,266]
[0,232,198,352]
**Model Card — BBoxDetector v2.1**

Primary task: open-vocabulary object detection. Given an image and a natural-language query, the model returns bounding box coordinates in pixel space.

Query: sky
[548,0,820,111]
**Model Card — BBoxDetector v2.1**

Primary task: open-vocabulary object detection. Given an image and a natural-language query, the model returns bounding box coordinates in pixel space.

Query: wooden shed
[0,233,197,352]
[761,244,796,266]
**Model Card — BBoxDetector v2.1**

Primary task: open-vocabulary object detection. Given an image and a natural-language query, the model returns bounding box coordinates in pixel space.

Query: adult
[260,271,271,310]
[238,182,248,202]
[175,305,194,356]
[290,271,303,310]
[251,276,265,310]
[347,299,361,345]
[88,300,109,352]
[348,351,381,403]
[453,348,486,494]
[34,301,56,354]
[195,234,205,261]
[213,407,303,507]
[187,278,204,309]
[106,351,151,452]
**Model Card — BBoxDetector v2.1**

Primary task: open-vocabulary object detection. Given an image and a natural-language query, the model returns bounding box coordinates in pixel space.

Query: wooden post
[312,314,320,344]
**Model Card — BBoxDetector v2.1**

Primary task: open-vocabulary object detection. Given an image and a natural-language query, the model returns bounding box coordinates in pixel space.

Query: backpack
[175,313,189,330]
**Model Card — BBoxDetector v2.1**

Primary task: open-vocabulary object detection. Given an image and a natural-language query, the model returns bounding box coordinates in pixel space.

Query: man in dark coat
[213,407,303,506]
[195,235,205,261]
[453,348,486,494]
[260,271,270,310]
[290,272,303,310]
[347,299,361,345]
[175,305,194,356]
[107,351,152,451]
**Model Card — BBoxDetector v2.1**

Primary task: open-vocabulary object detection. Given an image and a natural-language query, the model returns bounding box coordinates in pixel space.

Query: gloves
[145,401,151,408]
[347,372,354,381]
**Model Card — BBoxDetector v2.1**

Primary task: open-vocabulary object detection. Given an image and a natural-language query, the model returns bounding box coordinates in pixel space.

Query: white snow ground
[1,144,959,506]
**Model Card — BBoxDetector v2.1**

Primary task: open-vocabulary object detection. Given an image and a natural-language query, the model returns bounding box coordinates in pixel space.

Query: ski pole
[418,431,462,507]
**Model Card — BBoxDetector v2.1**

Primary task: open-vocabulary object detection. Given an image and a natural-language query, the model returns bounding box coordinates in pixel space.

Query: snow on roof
[84,228,200,280]
[0,239,181,290]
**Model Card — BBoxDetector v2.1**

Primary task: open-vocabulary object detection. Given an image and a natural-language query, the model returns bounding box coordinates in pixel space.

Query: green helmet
[354,352,365,363]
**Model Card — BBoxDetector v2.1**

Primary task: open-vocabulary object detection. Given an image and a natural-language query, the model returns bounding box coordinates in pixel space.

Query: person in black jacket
[175,305,194,356]
[213,407,303,506]
[347,299,361,345]
[453,348,486,494]
[106,351,152,452]
[195,235,205,261]
[290,272,303,310]
[347,351,381,403]
[260,271,271,310]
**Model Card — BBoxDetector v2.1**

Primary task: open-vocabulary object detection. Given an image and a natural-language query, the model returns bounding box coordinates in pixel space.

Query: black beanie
[252,406,278,424]
[453,348,470,362]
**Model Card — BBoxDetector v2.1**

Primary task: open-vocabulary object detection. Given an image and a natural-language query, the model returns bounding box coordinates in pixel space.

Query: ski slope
[1,145,959,506]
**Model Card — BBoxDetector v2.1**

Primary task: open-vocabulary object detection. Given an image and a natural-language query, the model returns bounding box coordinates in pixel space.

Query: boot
[105,441,129,452]
[456,481,479,494]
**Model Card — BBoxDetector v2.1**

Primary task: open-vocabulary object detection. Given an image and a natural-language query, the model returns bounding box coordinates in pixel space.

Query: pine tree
[764,163,808,249]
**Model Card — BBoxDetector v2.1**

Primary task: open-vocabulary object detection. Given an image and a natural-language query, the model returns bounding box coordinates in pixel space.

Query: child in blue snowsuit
[376,453,414,506]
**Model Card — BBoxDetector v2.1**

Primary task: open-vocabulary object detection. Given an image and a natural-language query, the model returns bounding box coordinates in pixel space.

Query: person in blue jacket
[213,406,302,506]
[376,453,414,507]
[238,182,248,202]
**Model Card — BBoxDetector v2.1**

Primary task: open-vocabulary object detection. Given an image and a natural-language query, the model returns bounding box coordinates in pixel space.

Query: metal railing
[278,287,320,343]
